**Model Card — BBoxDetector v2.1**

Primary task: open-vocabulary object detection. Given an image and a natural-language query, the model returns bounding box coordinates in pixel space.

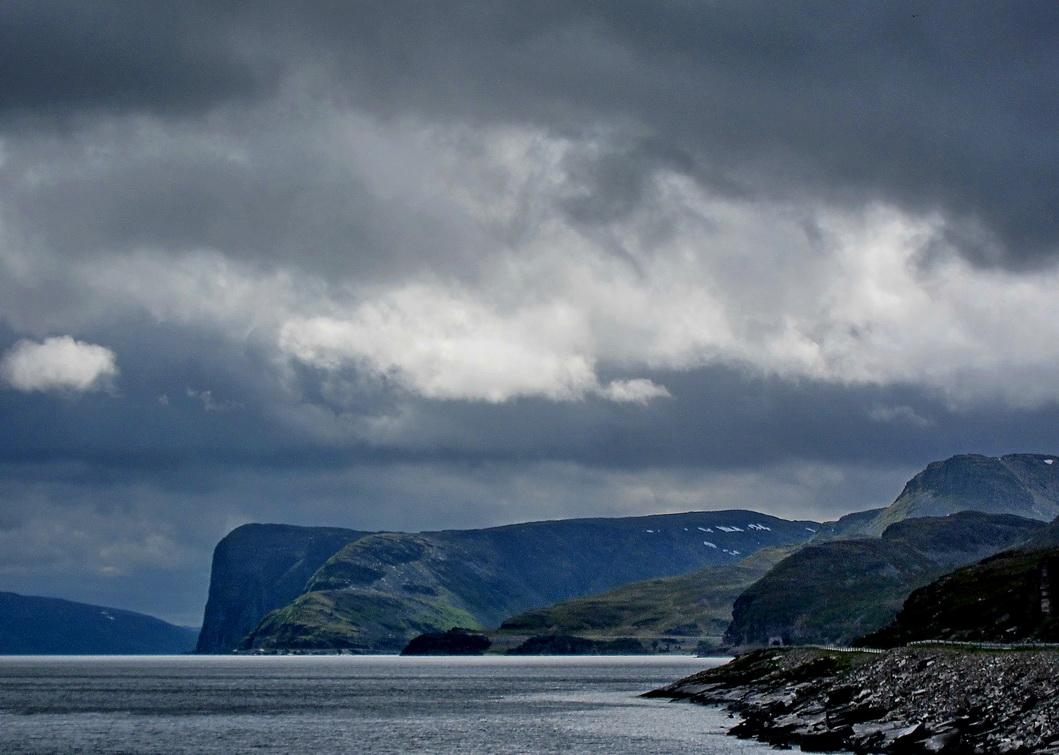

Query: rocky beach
[646,646,1059,754]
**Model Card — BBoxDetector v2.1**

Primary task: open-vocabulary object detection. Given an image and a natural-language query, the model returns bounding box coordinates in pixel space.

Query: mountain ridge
[0,591,198,654]
[224,510,818,653]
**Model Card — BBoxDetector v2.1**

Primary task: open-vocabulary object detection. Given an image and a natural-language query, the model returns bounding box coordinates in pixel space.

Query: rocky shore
[646,646,1059,754]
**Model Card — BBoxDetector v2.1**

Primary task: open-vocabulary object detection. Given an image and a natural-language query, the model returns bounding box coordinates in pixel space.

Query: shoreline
[646,646,1059,754]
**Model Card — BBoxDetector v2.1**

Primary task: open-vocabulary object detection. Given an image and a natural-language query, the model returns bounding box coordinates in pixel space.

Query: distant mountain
[723,512,1045,648]
[498,544,800,642]
[809,508,886,542]
[861,518,1059,647]
[0,592,197,654]
[1021,514,1059,551]
[862,454,1059,536]
[196,523,371,653]
[229,510,818,653]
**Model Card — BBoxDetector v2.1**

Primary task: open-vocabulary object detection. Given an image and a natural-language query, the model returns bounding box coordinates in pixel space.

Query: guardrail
[907,639,1059,650]
[802,644,884,654]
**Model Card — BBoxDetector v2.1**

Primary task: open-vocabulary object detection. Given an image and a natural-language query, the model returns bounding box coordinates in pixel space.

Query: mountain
[860,454,1059,536]
[723,511,1045,648]
[498,544,800,642]
[809,508,885,542]
[0,591,197,654]
[861,517,1059,647]
[230,510,818,653]
[195,523,370,653]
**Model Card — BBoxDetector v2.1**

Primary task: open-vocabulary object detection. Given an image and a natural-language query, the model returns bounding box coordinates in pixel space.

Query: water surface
[0,654,774,754]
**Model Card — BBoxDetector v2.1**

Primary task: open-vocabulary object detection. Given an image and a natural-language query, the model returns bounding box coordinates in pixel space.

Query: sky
[0,1,1057,626]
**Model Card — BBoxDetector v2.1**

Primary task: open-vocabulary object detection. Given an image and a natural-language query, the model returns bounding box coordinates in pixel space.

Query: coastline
[646,646,1059,754]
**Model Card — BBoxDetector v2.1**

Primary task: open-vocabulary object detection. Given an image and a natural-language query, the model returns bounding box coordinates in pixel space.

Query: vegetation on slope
[499,544,799,641]
[862,454,1059,536]
[241,589,481,653]
[724,512,1045,647]
[238,510,817,652]
[860,544,1059,647]
[196,523,370,653]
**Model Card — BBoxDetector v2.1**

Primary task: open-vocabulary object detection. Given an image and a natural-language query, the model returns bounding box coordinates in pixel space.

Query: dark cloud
[0,1,272,120]
[4,2,1054,268]
[255,0,1059,267]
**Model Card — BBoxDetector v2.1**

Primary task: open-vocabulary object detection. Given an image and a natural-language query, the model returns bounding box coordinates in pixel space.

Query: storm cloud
[0,1,1057,624]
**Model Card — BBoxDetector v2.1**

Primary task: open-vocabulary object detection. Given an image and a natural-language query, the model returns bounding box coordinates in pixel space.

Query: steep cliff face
[723,511,1045,647]
[0,592,197,654]
[238,510,818,652]
[195,523,369,653]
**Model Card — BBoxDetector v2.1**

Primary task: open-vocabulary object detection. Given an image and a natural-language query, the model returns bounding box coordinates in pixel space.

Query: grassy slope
[499,544,799,640]
[724,512,1046,647]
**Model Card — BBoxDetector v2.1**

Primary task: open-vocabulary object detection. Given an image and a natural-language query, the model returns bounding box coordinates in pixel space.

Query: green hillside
[499,544,799,642]
[196,523,370,653]
[234,510,817,653]
[723,512,1045,647]
[860,539,1059,647]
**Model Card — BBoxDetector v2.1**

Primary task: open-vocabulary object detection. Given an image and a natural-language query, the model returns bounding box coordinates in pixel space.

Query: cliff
[195,523,370,653]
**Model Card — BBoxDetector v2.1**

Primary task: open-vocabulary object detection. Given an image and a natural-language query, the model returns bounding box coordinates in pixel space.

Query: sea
[0,654,779,754]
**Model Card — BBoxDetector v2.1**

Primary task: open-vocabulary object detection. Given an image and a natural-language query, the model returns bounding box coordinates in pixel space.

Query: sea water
[0,655,776,754]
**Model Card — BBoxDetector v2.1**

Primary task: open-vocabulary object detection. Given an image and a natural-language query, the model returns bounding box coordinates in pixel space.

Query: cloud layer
[0,2,1056,624]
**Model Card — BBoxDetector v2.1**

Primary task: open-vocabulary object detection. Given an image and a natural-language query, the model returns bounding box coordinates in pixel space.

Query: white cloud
[278,285,602,402]
[597,378,671,404]
[0,336,118,393]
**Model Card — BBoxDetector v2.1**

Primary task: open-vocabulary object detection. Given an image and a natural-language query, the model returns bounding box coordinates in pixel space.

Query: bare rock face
[649,647,1059,754]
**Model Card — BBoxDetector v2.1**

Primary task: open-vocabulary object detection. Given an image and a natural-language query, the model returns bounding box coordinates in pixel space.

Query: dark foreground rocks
[646,646,1059,754]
